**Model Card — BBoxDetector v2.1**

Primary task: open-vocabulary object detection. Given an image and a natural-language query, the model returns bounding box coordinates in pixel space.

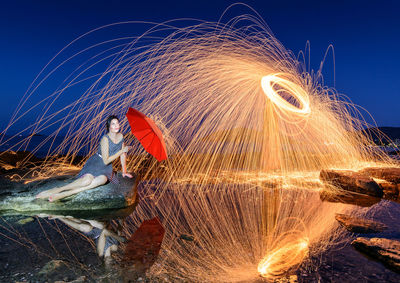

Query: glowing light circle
[261,74,311,115]
[257,237,309,278]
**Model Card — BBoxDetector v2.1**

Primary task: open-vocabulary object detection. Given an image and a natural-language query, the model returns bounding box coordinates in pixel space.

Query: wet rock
[16,217,35,225]
[179,234,194,241]
[352,237,400,273]
[275,275,298,282]
[320,170,383,197]
[361,167,400,183]
[335,214,387,233]
[37,259,69,280]
[69,275,87,283]
[93,271,122,282]
[0,172,139,214]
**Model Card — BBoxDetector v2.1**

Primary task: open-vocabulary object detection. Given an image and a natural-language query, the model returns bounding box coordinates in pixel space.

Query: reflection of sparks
[258,237,309,278]
[173,170,325,191]
[261,74,311,115]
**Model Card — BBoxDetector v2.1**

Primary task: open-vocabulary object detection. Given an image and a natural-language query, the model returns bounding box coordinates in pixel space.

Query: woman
[36,115,132,201]
[38,214,125,259]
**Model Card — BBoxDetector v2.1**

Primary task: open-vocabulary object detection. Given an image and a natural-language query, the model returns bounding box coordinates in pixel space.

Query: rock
[352,237,400,273]
[37,260,69,279]
[0,151,41,167]
[16,217,35,225]
[275,275,298,283]
[360,167,400,183]
[179,234,194,241]
[69,275,87,283]
[93,270,123,282]
[320,170,383,197]
[0,172,139,215]
[319,190,381,207]
[335,214,387,233]
[375,179,400,200]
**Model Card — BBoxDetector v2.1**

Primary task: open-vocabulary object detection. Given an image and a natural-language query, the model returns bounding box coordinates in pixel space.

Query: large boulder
[320,170,383,197]
[0,172,139,215]
[352,237,400,273]
[335,214,387,233]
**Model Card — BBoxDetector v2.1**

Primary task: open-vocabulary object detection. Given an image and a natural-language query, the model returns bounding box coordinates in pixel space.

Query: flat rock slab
[320,190,381,207]
[335,213,387,233]
[0,173,139,214]
[352,237,400,273]
[320,170,383,197]
[361,167,400,183]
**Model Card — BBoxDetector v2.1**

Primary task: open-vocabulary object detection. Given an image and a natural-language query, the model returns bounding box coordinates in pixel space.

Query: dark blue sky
[1,0,399,132]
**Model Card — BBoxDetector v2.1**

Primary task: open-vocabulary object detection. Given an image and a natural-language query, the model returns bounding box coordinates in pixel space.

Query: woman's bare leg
[97,229,120,258]
[97,230,107,257]
[35,174,94,199]
[52,216,94,233]
[48,175,107,202]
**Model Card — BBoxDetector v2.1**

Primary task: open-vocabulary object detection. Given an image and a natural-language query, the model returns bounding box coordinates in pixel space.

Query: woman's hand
[123,172,133,178]
[122,145,132,153]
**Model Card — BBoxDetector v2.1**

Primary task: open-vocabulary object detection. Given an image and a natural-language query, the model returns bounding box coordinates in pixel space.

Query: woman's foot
[36,213,50,218]
[48,215,60,220]
[35,191,52,199]
[49,193,64,202]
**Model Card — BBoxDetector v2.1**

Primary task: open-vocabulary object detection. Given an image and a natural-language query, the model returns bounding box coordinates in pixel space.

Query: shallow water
[300,199,400,282]
[1,183,400,282]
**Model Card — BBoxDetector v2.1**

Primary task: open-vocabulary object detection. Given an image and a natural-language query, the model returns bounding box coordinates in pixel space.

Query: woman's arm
[120,142,133,178]
[100,136,128,165]
[120,143,127,173]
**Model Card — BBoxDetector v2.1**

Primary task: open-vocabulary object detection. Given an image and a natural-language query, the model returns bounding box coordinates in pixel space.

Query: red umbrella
[126,107,167,162]
[123,217,165,271]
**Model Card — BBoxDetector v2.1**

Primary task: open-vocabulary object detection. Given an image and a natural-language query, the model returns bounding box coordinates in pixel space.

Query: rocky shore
[352,237,400,273]
[320,166,400,275]
[320,167,400,202]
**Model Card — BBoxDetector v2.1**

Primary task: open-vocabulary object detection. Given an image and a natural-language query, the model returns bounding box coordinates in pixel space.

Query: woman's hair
[106,115,119,132]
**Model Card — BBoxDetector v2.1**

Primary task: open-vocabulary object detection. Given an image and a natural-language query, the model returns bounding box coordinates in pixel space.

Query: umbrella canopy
[123,217,165,272]
[126,107,168,162]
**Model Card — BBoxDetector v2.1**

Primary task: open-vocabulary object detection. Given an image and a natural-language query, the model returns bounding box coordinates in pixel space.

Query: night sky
[1,0,399,132]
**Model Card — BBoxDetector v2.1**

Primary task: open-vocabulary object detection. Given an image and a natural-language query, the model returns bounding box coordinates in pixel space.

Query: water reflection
[36,214,125,260]
[33,213,166,281]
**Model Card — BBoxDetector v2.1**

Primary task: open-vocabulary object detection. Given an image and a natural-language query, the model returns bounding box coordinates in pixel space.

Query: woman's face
[109,119,120,133]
